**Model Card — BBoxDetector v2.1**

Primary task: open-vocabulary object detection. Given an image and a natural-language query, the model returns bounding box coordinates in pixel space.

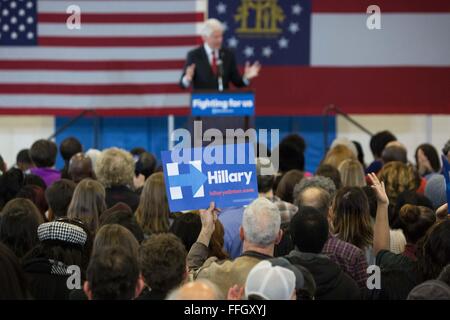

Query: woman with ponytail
[369,172,439,299]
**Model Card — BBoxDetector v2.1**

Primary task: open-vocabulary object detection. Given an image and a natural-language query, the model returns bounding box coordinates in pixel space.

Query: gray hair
[293,176,336,205]
[242,197,281,246]
[95,147,135,188]
[200,18,224,37]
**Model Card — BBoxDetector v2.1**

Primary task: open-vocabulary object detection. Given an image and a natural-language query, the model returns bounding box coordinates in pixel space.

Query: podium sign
[191,92,255,116]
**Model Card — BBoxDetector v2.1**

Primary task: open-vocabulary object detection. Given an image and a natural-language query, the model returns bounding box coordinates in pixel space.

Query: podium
[187,91,255,147]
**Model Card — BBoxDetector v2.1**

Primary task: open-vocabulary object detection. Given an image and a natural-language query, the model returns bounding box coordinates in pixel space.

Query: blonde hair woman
[323,145,356,169]
[135,172,171,236]
[338,159,367,188]
[377,161,419,204]
[67,178,106,235]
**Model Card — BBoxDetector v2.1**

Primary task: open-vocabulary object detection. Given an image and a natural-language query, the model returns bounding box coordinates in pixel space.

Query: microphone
[217,49,224,91]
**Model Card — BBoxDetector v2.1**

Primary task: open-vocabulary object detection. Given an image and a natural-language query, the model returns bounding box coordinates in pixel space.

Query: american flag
[0,0,206,115]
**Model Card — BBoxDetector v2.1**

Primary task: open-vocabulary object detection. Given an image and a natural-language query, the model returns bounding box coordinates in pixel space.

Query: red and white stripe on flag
[0,0,206,116]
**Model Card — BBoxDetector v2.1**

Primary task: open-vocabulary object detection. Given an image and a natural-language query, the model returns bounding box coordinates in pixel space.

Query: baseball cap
[245,260,296,300]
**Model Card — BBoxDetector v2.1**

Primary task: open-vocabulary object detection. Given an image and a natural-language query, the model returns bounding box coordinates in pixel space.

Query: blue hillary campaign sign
[191,92,255,116]
[441,155,450,213]
[161,144,258,212]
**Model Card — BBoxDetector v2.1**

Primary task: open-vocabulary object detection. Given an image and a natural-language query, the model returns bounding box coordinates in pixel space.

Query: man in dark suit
[180,19,261,90]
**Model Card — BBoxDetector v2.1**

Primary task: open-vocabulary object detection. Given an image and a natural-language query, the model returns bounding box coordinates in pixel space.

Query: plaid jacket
[322,235,369,289]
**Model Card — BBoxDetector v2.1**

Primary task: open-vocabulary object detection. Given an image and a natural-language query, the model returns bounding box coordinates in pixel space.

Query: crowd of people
[0,131,449,300]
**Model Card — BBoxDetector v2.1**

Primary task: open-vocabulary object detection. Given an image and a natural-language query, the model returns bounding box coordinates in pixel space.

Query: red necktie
[211,51,218,76]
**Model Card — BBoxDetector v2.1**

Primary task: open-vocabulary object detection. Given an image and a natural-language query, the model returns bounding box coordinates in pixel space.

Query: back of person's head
[95,147,134,188]
[135,152,157,179]
[242,197,281,247]
[245,260,296,300]
[135,172,170,235]
[370,130,397,159]
[280,134,306,153]
[275,170,304,203]
[277,134,306,173]
[315,164,342,190]
[166,279,223,300]
[0,168,24,205]
[45,179,76,220]
[92,224,139,258]
[293,176,336,205]
[85,246,142,300]
[0,242,31,299]
[338,159,366,188]
[294,185,331,218]
[424,174,447,210]
[392,191,433,227]
[16,149,34,171]
[378,161,419,204]
[332,187,373,250]
[23,218,90,272]
[256,157,275,194]
[30,139,57,168]
[67,178,106,234]
[323,144,356,169]
[23,174,47,191]
[290,206,329,253]
[416,220,450,282]
[16,184,48,219]
[169,211,227,259]
[169,212,202,252]
[397,204,436,244]
[130,147,147,159]
[60,137,82,162]
[330,137,358,158]
[415,143,441,174]
[68,153,95,183]
[0,198,43,258]
[99,203,144,243]
[382,145,407,164]
[139,233,187,295]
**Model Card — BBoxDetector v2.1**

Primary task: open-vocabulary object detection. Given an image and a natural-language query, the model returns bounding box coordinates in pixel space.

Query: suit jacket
[180,46,247,90]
